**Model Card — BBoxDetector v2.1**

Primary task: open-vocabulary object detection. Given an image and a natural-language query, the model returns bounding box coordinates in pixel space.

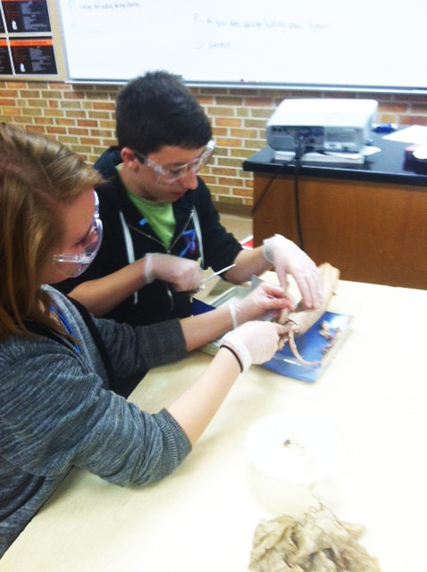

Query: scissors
[198,263,236,291]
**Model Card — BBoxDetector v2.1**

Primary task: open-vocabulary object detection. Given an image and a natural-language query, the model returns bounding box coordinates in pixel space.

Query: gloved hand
[228,282,293,329]
[220,321,288,372]
[263,234,323,309]
[143,253,202,292]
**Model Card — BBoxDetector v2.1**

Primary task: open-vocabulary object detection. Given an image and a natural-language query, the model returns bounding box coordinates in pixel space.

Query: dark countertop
[243,131,427,187]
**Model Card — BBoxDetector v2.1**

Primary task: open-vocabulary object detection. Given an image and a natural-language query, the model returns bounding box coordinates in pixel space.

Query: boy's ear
[121,147,140,168]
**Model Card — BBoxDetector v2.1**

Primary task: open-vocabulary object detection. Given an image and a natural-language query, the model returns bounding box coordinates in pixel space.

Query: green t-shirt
[117,167,175,250]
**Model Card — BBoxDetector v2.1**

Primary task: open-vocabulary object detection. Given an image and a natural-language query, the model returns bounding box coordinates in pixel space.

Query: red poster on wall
[9,37,57,74]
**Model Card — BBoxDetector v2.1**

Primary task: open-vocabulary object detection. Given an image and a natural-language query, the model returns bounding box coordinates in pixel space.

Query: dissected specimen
[278,263,340,365]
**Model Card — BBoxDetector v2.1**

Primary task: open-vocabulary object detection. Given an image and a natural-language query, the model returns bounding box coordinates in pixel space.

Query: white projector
[266,98,378,153]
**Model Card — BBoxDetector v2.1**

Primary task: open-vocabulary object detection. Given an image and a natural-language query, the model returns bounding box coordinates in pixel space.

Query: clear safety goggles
[52,192,103,278]
[132,139,215,185]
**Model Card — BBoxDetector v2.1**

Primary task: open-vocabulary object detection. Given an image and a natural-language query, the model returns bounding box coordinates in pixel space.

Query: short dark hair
[115,71,212,154]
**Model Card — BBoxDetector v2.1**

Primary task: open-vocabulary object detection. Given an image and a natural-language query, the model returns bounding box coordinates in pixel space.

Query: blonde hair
[0,123,103,340]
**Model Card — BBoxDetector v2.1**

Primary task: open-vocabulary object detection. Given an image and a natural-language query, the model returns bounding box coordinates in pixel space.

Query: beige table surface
[1,279,427,572]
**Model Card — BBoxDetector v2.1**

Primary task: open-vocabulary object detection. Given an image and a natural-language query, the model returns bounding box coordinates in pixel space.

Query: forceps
[198,263,236,291]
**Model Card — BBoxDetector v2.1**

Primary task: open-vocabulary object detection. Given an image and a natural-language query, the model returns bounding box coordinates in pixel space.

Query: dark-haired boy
[57,71,322,327]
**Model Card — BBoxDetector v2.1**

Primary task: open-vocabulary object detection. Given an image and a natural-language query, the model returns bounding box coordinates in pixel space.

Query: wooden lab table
[1,279,427,572]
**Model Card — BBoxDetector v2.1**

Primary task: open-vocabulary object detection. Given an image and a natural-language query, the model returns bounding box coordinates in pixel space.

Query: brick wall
[1,80,426,212]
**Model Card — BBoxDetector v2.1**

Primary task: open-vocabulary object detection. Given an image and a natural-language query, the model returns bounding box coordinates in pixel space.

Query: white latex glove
[263,234,323,309]
[143,253,202,292]
[219,321,287,372]
[228,282,293,329]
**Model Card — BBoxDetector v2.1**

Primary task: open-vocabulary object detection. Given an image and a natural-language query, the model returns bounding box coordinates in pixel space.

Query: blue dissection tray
[192,295,352,383]
[262,311,352,382]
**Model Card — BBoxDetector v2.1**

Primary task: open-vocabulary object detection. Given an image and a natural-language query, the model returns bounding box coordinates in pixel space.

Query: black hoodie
[56,147,242,327]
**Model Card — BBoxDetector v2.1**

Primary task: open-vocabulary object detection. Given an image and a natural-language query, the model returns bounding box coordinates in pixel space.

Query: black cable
[289,133,308,251]
[291,157,305,251]
[251,133,308,251]
[251,162,286,217]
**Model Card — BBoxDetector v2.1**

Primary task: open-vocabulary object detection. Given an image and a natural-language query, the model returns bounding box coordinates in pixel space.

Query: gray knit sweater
[0,286,191,556]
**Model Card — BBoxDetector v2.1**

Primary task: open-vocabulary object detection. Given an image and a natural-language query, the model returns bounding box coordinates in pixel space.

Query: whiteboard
[58,0,427,92]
